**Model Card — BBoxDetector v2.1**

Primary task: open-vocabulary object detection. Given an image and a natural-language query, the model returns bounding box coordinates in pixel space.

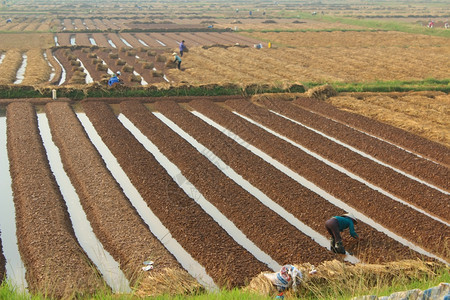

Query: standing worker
[325,213,359,254]
[172,52,182,70]
[178,40,186,57]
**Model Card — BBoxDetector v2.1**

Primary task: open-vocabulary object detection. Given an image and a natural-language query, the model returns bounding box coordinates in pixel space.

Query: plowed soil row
[120,101,336,266]
[150,100,423,263]
[45,49,62,85]
[187,100,450,262]
[293,97,450,167]
[6,102,104,298]
[228,100,449,220]
[44,102,184,283]
[259,98,450,193]
[82,101,268,287]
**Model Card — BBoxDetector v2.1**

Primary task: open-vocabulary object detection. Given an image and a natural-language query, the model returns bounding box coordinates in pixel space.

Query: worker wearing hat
[172,52,182,70]
[325,213,359,254]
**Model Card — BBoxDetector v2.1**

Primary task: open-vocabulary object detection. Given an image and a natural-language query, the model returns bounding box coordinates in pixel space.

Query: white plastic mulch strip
[0,117,28,292]
[54,35,59,46]
[76,59,93,84]
[102,60,114,75]
[89,37,97,45]
[70,35,76,45]
[138,39,149,47]
[120,37,133,48]
[120,113,280,271]
[37,114,131,293]
[155,39,166,47]
[192,111,449,265]
[43,52,56,82]
[13,53,27,84]
[272,110,449,196]
[242,111,449,226]
[0,53,6,64]
[107,39,117,48]
[77,113,218,291]
[52,54,66,86]
[155,112,359,264]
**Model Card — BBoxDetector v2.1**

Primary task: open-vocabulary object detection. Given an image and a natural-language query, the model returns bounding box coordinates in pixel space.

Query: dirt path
[121,101,336,266]
[153,100,425,263]
[293,97,450,167]
[229,99,449,220]
[83,101,269,287]
[44,102,187,285]
[6,102,104,298]
[259,98,450,193]
[187,99,450,262]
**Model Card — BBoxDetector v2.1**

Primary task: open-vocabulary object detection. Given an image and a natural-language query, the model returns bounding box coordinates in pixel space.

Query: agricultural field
[0,0,449,299]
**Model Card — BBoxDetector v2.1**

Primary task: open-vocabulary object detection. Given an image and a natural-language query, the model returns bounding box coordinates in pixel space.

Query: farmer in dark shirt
[325,213,358,254]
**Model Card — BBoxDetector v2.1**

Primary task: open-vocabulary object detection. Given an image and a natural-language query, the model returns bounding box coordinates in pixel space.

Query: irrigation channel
[0,98,448,296]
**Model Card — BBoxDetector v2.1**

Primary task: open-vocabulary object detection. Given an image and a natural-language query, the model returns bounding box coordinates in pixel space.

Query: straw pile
[134,268,203,297]
[0,50,23,84]
[21,49,51,85]
[245,260,443,298]
[305,84,338,100]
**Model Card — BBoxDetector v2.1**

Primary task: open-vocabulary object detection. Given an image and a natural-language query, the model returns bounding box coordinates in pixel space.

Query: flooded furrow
[138,39,149,47]
[52,53,66,85]
[89,37,97,46]
[152,107,359,264]
[187,99,450,263]
[42,52,56,82]
[6,102,104,298]
[122,101,336,266]
[228,105,449,225]
[0,116,27,290]
[293,97,450,167]
[259,99,449,193]
[154,100,428,263]
[77,58,93,84]
[44,102,190,288]
[107,39,117,48]
[13,53,27,84]
[70,35,76,45]
[83,101,269,287]
[37,114,130,293]
[77,111,216,290]
[120,37,133,47]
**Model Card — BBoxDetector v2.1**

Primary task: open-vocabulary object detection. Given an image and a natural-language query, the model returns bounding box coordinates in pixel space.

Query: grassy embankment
[0,262,448,299]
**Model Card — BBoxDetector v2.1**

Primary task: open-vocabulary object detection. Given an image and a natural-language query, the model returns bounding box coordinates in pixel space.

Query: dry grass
[134,268,202,297]
[327,92,450,148]
[0,49,23,84]
[22,49,51,85]
[0,33,53,50]
[245,259,445,299]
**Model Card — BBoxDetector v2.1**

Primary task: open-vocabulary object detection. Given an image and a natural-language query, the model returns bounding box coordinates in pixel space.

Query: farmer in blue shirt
[172,52,182,70]
[325,213,358,254]
[178,40,186,57]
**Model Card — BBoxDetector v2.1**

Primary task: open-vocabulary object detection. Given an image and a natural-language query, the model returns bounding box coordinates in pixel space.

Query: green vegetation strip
[1,264,448,299]
[1,78,449,100]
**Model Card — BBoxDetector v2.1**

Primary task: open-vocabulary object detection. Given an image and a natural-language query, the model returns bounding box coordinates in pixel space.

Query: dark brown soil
[154,100,429,263]
[53,48,76,85]
[44,102,186,284]
[230,99,449,221]
[83,101,269,287]
[120,101,336,267]
[6,102,105,298]
[188,99,450,262]
[293,97,450,167]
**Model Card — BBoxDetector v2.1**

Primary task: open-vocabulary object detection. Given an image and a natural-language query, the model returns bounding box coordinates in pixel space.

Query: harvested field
[21,49,51,85]
[6,102,105,298]
[0,50,23,85]
[0,89,448,297]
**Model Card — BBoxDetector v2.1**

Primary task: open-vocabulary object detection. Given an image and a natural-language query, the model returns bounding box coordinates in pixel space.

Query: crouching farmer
[264,264,303,299]
[325,212,358,254]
